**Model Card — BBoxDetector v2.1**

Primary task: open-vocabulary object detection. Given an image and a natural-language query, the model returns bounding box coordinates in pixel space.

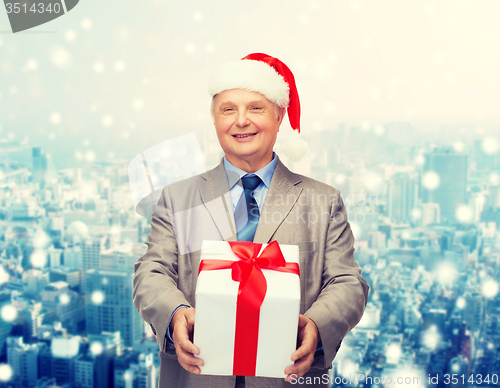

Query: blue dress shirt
[223,152,278,213]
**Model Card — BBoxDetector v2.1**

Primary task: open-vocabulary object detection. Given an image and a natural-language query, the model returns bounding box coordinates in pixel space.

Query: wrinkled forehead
[213,89,273,106]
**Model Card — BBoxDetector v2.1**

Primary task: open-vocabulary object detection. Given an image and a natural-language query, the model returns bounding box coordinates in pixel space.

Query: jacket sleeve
[303,189,369,368]
[133,187,191,353]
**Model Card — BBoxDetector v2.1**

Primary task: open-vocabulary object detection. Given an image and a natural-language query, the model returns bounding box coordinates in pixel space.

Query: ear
[277,107,286,126]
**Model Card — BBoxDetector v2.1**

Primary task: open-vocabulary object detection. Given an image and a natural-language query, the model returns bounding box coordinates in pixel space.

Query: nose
[235,109,250,128]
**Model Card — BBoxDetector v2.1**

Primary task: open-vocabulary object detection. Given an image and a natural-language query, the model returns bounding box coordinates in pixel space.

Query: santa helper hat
[208,53,309,160]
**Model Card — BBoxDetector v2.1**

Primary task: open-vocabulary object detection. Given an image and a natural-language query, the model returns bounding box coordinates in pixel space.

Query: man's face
[213,89,284,172]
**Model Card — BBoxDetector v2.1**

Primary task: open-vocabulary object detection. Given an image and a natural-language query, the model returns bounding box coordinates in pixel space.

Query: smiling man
[214,88,284,173]
[133,53,369,388]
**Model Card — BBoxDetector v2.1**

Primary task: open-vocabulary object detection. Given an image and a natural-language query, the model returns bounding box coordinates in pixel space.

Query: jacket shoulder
[162,162,223,193]
[163,171,205,193]
[282,165,340,196]
[298,173,339,194]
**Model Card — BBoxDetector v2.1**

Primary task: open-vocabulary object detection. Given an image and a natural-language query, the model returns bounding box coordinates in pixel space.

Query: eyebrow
[218,100,267,106]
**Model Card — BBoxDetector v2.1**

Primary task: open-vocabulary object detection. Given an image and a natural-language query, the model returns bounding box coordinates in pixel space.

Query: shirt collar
[223,152,278,190]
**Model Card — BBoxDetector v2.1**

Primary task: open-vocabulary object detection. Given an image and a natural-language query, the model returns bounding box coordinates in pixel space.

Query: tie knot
[241,175,262,191]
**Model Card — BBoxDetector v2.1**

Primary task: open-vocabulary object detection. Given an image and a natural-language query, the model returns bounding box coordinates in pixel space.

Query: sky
[0,0,499,167]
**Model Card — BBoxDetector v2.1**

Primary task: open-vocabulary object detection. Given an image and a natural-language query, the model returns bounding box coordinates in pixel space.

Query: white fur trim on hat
[283,132,309,162]
[208,60,290,108]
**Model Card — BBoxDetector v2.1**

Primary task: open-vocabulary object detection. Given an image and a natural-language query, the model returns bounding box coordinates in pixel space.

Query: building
[49,267,82,290]
[41,282,85,334]
[474,139,498,171]
[62,244,83,269]
[420,202,441,226]
[422,148,467,224]
[368,231,386,250]
[7,336,47,387]
[388,172,418,223]
[74,332,120,388]
[114,352,157,388]
[51,335,81,386]
[32,147,48,184]
[21,302,46,341]
[47,246,62,267]
[0,291,14,357]
[100,243,145,272]
[75,353,94,387]
[81,236,107,271]
[85,269,143,347]
[25,269,50,293]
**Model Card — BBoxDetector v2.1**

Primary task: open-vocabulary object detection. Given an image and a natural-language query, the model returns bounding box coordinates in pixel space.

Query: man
[133,53,369,388]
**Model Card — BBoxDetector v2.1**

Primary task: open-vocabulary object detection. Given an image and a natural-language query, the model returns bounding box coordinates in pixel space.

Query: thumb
[186,308,196,325]
[298,314,309,328]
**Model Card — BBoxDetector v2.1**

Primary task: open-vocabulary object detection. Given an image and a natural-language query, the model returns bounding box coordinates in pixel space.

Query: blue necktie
[236,175,262,242]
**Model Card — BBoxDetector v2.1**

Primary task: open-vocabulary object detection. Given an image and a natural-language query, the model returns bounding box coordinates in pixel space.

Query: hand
[284,314,319,382]
[171,307,204,374]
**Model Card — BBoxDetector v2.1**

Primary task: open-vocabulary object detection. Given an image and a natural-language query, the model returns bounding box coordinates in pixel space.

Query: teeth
[235,134,255,138]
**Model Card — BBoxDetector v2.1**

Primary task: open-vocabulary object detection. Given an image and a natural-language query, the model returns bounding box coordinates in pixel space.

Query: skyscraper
[81,236,107,271]
[50,335,80,386]
[32,147,48,185]
[0,291,14,357]
[422,148,467,224]
[74,332,119,388]
[114,352,156,388]
[388,172,418,223]
[474,139,498,171]
[85,269,143,347]
[7,336,47,387]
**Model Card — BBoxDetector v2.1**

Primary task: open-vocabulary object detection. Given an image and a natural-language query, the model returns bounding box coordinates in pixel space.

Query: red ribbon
[198,240,300,376]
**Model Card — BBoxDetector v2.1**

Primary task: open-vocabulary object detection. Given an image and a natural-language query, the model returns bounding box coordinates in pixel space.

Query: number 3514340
[5,2,63,13]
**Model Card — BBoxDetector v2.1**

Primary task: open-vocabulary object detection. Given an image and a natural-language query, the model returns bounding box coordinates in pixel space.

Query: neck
[225,154,273,174]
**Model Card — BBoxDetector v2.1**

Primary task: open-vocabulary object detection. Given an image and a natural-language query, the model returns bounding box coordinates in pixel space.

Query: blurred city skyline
[1,0,500,169]
[1,1,500,387]
[1,118,499,386]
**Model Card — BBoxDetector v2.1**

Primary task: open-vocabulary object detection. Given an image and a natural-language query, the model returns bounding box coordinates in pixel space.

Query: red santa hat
[208,53,301,133]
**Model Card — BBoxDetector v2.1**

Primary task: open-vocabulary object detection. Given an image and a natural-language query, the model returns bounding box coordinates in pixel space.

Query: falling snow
[49,47,73,70]
[91,290,105,304]
[1,305,17,322]
[422,171,440,190]
[0,364,12,382]
[455,205,473,223]
[81,18,93,30]
[481,279,499,299]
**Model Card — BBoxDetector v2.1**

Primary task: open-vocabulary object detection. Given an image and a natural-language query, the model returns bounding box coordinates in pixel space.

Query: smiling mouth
[233,133,257,138]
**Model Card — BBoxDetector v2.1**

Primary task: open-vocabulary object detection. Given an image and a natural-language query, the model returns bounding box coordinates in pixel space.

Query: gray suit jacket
[133,157,369,388]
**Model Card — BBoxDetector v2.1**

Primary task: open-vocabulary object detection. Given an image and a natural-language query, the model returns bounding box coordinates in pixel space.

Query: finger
[297,314,309,328]
[186,315,196,338]
[285,371,307,383]
[285,374,298,383]
[291,338,315,362]
[293,322,318,361]
[176,343,204,368]
[285,354,314,379]
[177,336,201,356]
[173,312,200,356]
[285,360,313,382]
[178,358,201,375]
[185,307,196,322]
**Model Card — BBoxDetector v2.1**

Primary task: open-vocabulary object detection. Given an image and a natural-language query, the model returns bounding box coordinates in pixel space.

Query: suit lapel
[254,158,303,243]
[197,160,237,241]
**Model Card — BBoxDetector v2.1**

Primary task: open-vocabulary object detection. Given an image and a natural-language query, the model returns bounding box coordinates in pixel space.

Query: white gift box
[194,240,300,378]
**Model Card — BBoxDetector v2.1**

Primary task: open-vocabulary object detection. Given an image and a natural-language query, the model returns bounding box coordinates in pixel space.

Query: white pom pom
[283,133,309,162]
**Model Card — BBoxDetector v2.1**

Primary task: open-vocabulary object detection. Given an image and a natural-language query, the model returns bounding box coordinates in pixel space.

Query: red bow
[198,241,299,376]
